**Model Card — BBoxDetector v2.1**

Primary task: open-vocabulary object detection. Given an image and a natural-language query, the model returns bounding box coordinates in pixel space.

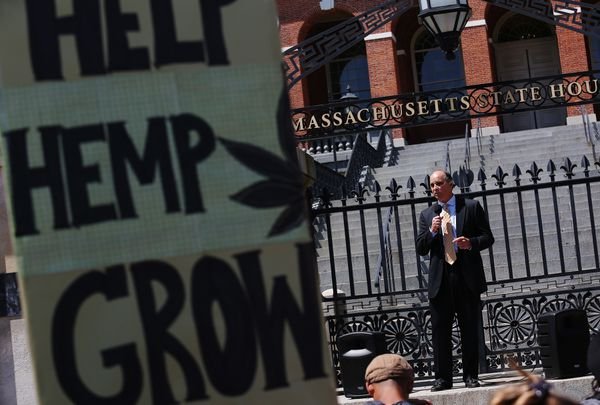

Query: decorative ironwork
[325,286,600,382]
[283,0,416,89]
[586,295,600,332]
[485,0,600,42]
[383,315,421,354]
[492,303,536,345]
[292,70,600,136]
[337,319,373,336]
[283,0,600,90]
[315,157,600,383]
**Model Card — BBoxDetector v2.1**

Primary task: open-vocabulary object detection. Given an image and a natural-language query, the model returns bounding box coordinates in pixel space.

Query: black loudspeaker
[537,308,590,378]
[337,331,387,398]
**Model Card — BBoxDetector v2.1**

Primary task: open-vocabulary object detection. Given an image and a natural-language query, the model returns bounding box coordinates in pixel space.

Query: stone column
[556,22,595,123]
[365,28,405,146]
[461,20,500,135]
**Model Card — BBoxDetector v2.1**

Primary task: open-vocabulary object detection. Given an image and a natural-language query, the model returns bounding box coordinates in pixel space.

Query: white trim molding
[465,19,486,28]
[554,6,581,15]
[471,126,500,137]
[567,113,596,125]
[365,32,396,42]
[319,0,335,10]
[393,137,406,148]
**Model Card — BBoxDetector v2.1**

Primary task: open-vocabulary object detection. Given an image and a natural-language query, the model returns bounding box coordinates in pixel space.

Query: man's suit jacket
[416,195,494,299]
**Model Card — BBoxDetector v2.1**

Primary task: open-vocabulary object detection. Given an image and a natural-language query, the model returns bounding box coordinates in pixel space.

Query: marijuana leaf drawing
[218,88,305,237]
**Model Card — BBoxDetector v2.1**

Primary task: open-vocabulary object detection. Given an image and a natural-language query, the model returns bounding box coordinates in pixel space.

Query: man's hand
[430,215,442,233]
[453,236,472,250]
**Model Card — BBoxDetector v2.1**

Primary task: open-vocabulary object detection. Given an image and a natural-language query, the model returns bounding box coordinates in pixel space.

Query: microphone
[432,203,443,237]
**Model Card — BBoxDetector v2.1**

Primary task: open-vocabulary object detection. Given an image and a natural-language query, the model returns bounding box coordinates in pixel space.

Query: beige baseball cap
[364,354,414,384]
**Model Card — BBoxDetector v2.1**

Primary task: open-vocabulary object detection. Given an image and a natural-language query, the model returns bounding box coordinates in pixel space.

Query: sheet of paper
[0,1,336,403]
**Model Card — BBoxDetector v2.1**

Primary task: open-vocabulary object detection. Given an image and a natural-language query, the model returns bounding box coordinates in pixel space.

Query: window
[304,18,371,105]
[413,28,466,93]
[326,44,371,101]
[496,14,553,43]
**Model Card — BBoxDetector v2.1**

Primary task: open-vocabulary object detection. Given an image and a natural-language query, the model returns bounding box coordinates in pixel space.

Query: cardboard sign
[0,0,336,403]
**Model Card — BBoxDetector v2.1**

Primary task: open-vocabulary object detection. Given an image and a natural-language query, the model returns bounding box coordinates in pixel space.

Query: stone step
[316,234,598,278]
[337,374,593,405]
[316,199,598,231]
[315,205,599,242]
[316,228,598,272]
[370,125,595,189]
[316,224,599,263]
[390,132,588,160]
[320,192,598,220]
[391,144,591,164]
[372,156,596,186]
[318,253,599,299]
[318,251,598,297]
[315,227,599,262]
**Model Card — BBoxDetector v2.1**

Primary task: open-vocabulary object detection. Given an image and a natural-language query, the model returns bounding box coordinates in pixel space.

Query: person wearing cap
[364,353,432,405]
[582,333,600,404]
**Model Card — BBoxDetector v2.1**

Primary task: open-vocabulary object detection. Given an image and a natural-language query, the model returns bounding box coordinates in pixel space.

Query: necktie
[441,205,457,265]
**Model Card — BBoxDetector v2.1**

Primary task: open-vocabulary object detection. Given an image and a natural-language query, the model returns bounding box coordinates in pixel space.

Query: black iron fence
[313,156,600,385]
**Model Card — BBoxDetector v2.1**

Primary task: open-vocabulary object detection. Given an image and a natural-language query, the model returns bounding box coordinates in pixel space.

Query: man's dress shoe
[430,379,452,391]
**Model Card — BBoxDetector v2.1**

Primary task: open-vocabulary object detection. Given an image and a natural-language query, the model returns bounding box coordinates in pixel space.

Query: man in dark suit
[416,170,494,391]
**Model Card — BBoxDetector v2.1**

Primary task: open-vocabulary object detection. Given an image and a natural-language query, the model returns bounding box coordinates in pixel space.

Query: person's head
[489,375,579,405]
[364,354,414,399]
[429,170,454,203]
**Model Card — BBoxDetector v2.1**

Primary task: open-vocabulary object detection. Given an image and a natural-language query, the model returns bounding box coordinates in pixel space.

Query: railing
[371,182,398,306]
[308,129,390,200]
[463,122,471,171]
[593,122,600,162]
[298,134,356,172]
[475,118,483,158]
[579,105,597,162]
[314,156,600,385]
[444,141,451,173]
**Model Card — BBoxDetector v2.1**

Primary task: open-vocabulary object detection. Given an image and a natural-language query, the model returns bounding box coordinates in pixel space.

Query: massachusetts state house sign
[291,70,600,137]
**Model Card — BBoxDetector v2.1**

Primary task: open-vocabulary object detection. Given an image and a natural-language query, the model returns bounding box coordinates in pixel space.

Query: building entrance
[494,37,566,132]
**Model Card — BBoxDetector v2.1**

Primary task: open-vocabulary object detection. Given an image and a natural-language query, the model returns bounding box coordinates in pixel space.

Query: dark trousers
[429,262,481,382]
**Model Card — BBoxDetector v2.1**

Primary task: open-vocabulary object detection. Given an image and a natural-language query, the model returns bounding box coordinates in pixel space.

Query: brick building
[277,0,599,145]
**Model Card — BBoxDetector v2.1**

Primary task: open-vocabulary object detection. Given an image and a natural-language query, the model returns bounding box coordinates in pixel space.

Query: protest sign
[0,0,337,403]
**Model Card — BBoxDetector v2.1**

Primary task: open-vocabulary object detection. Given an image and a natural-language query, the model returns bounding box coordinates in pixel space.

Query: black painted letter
[62,124,117,227]
[237,244,327,389]
[171,114,215,213]
[3,126,69,236]
[199,0,237,65]
[105,0,150,72]
[25,0,105,80]
[52,267,143,404]
[132,260,207,404]
[151,0,205,67]
[108,118,180,219]
[191,256,256,395]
